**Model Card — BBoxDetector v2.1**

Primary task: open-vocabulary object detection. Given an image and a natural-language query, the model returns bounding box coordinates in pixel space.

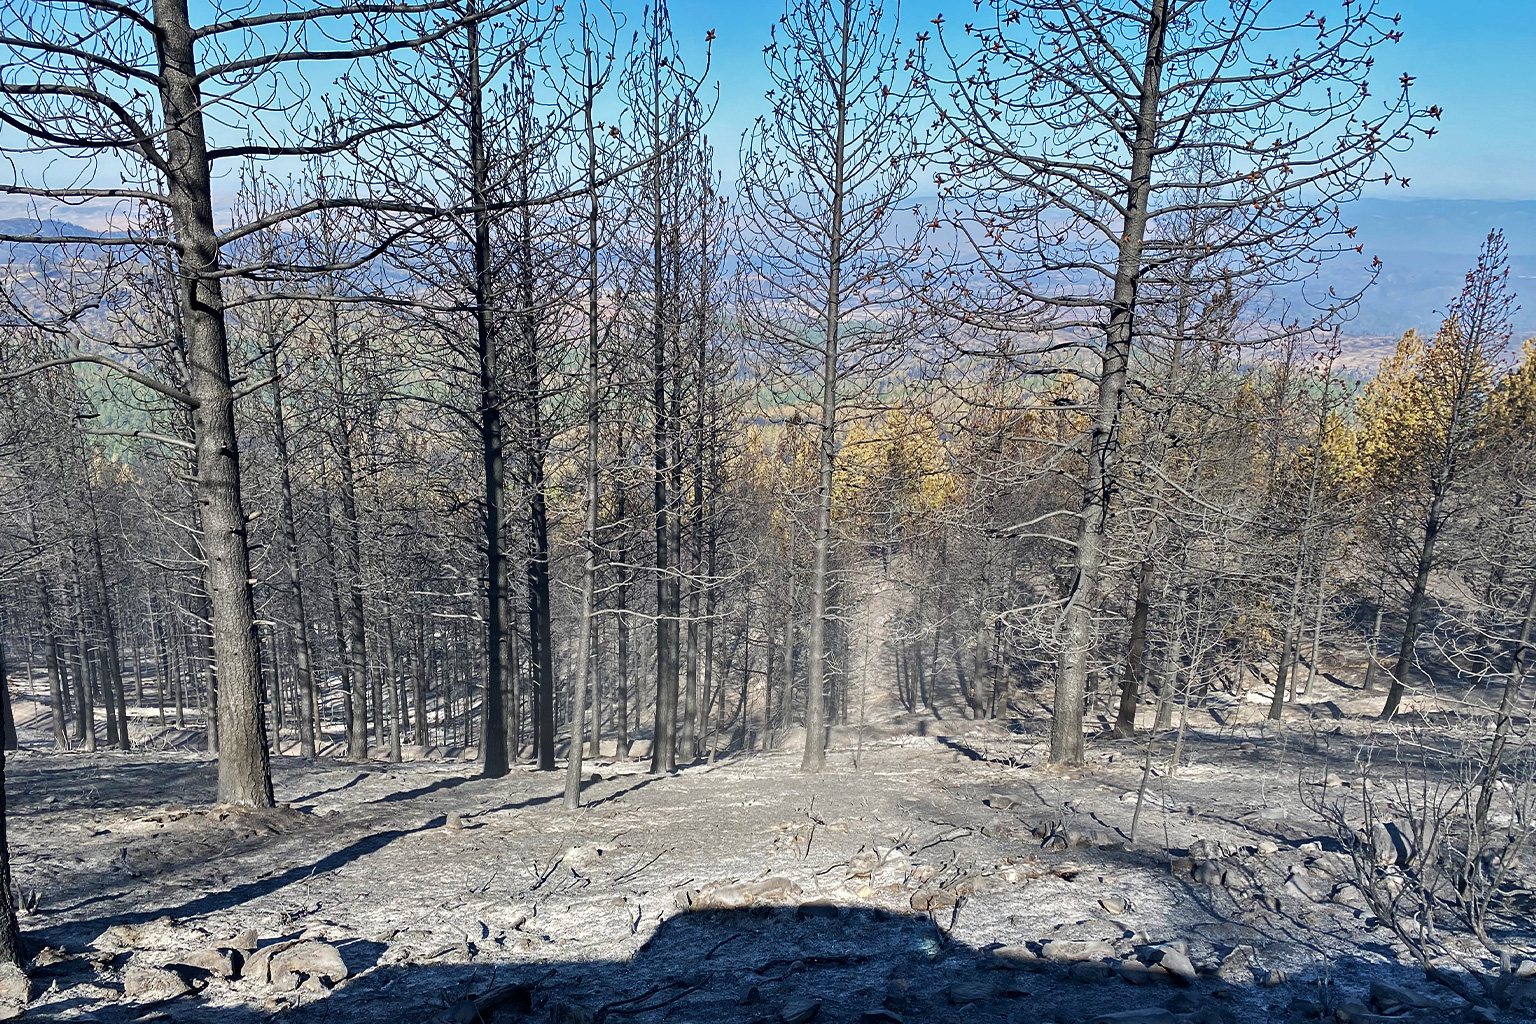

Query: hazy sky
[663,0,1534,201]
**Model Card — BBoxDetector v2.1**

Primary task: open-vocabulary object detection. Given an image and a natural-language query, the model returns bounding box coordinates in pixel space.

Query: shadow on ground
[22,904,1486,1024]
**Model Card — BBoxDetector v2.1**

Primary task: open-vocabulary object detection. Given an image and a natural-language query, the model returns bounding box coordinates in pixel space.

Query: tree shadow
[372,771,476,804]
[286,769,381,805]
[932,734,1024,767]
[32,819,443,951]
[5,753,218,817]
[24,903,1481,1024]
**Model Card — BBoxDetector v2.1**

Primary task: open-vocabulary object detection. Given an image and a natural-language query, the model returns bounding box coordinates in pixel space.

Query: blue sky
[665,0,1535,201]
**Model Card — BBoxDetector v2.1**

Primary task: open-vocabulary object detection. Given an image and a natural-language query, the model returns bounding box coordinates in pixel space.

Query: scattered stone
[95,917,183,951]
[0,965,30,1006]
[748,877,800,901]
[1370,821,1415,866]
[244,939,347,991]
[229,929,259,952]
[564,845,602,870]
[953,874,1005,897]
[1041,938,1115,962]
[267,940,349,992]
[122,964,192,1000]
[444,812,463,830]
[780,996,822,1024]
[1256,840,1279,856]
[1307,852,1349,879]
[1331,882,1369,912]
[1144,945,1197,984]
[910,888,957,912]
[989,945,1041,970]
[703,884,750,909]
[1100,895,1129,915]
[1117,959,1154,985]
[738,987,763,1006]
[1189,839,1235,860]
[166,947,238,979]
[1192,861,1225,886]
[987,794,1017,810]
[1070,961,1112,983]
[947,980,995,1004]
[1215,946,1255,986]
[29,947,65,970]
[1333,998,1374,1022]
[1283,867,1316,901]
[847,851,879,877]
[1368,980,1436,1011]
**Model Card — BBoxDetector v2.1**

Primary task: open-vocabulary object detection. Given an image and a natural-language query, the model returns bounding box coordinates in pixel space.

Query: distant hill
[1341,198,1536,340]
[0,217,111,264]
[0,217,102,239]
[5,200,1532,349]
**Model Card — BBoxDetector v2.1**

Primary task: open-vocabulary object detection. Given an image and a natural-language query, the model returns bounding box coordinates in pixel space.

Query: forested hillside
[1,0,1533,1021]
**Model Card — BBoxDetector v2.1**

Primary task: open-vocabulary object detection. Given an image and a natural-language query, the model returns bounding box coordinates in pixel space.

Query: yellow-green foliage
[1349,320,1498,490]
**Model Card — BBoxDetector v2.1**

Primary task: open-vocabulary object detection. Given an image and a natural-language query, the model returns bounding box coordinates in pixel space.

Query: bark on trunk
[527,486,556,770]
[1382,489,1446,719]
[800,8,854,773]
[1052,0,1167,765]
[334,423,371,759]
[0,625,14,752]
[566,76,602,809]
[267,350,318,758]
[1113,562,1154,736]
[1474,582,1536,834]
[42,580,70,748]
[465,11,512,779]
[0,744,21,966]
[649,132,679,775]
[155,0,271,805]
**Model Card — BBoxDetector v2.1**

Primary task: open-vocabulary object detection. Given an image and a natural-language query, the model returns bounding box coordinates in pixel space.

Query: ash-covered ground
[4,673,1528,1023]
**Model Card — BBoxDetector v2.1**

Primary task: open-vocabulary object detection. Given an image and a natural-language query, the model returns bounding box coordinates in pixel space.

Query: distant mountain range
[0,217,91,236]
[6,200,1534,349]
[0,217,114,264]
[1339,198,1536,340]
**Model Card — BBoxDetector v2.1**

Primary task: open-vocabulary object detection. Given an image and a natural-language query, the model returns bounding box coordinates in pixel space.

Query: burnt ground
[3,663,1532,1024]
